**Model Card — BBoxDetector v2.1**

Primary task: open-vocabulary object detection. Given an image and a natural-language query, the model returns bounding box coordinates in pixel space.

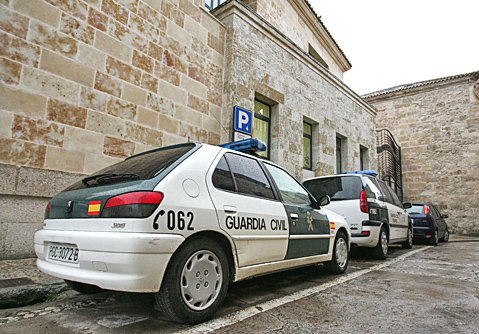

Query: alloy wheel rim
[180,250,222,311]
[381,232,388,255]
[335,238,348,269]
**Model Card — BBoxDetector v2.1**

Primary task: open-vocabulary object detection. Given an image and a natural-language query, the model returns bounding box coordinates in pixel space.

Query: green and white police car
[35,139,350,324]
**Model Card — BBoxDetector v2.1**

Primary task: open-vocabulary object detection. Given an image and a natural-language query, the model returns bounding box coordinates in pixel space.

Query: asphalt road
[1,238,478,334]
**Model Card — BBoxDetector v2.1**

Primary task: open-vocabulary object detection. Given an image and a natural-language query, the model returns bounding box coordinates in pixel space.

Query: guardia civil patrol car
[304,171,412,260]
[35,139,350,324]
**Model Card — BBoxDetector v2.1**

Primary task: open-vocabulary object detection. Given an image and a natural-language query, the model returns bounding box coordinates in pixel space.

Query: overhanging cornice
[288,0,352,73]
[211,0,376,117]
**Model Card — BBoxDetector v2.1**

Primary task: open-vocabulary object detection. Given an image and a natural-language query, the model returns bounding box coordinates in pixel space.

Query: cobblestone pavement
[0,258,61,284]
[0,235,478,333]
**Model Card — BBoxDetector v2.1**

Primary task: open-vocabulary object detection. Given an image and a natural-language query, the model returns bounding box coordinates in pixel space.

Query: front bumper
[35,230,185,293]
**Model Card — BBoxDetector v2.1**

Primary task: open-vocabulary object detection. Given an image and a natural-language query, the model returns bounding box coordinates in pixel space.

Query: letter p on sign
[234,107,253,135]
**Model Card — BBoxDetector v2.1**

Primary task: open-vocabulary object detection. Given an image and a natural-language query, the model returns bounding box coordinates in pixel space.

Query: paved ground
[0,235,478,333]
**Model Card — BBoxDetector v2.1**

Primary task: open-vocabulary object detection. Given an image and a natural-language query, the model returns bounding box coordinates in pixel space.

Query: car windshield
[65,144,197,190]
[406,204,426,215]
[303,176,362,201]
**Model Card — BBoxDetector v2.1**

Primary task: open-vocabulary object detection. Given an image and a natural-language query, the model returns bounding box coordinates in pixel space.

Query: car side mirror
[441,214,448,219]
[403,202,412,209]
[318,195,330,207]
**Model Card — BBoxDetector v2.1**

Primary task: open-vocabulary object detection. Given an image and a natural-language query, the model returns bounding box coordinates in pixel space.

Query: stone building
[365,71,479,235]
[0,0,377,259]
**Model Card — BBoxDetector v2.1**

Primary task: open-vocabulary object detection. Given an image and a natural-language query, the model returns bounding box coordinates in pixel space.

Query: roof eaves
[302,0,352,69]
[362,70,479,99]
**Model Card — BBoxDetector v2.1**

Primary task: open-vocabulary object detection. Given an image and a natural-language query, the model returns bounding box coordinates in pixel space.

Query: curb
[448,239,479,243]
[0,282,68,309]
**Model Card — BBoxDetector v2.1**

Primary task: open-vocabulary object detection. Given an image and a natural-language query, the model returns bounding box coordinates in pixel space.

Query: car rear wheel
[324,231,349,274]
[441,227,449,242]
[155,237,229,324]
[430,229,439,246]
[64,280,104,294]
[372,226,388,260]
[402,226,413,249]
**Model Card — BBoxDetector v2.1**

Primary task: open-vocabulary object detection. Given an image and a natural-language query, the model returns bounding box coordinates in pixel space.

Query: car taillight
[360,190,368,213]
[424,205,430,215]
[44,202,51,219]
[101,192,164,218]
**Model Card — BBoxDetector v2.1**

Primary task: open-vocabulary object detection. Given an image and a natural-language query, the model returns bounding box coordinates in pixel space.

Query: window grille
[205,0,227,10]
[376,129,403,201]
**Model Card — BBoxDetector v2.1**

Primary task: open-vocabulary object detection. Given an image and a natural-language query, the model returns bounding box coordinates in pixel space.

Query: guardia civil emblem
[307,211,313,231]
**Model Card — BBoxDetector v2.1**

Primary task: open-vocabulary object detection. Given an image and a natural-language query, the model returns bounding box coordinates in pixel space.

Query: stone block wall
[369,74,479,235]
[242,0,348,79]
[215,1,376,181]
[0,0,225,259]
[0,163,82,259]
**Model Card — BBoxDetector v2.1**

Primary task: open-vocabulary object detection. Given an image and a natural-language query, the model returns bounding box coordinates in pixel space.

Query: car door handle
[223,205,237,214]
[290,213,299,220]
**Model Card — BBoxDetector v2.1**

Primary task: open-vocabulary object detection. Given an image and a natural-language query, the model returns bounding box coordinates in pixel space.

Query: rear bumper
[413,226,434,239]
[35,230,185,293]
[350,221,381,247]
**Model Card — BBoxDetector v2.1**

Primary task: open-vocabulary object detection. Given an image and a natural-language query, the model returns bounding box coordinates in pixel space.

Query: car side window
[264,163,311,205]
[364,176,382,200]
[430,205,440,218]
[368,177,385,201]
[377,180,394,205]
[212,156,235,192]
[386,185,403,208]
[224,153,275,200]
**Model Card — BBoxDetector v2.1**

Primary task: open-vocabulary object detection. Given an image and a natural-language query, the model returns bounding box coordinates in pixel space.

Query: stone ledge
[0,163,85,198]
[0,282,68,309]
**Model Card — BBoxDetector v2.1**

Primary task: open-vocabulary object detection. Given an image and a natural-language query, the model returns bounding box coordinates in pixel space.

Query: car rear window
[303,176,362,201]
[406,204,426,215]
[65,144,197,190]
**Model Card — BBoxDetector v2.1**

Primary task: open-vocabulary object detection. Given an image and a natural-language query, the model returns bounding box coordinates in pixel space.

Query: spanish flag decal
[88,201,101,215]
[330,222,335,230]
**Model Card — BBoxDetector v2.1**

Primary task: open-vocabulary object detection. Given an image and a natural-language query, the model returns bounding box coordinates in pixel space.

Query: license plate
[48,243,79,264]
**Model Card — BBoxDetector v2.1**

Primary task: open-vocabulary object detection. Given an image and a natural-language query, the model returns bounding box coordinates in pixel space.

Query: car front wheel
[372,226,388,260]
[324,231,349,274]
[155,237,230,324]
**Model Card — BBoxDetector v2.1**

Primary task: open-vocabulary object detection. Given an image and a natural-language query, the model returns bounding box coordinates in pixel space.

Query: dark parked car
[404,202,449,245]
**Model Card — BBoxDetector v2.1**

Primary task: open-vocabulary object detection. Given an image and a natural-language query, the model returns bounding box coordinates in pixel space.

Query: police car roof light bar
[220,138,267,152]
[341,170,378,177]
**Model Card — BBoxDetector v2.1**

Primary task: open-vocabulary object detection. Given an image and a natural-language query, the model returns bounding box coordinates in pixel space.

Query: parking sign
[234,107,253,135]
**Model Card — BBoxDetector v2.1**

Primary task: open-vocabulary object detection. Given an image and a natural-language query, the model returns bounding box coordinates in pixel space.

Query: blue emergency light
[341,170,378,177]
[220,138,267,152]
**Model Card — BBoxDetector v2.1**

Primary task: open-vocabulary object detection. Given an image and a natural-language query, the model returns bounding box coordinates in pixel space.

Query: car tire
[441,227,450,243]
[64,280,104,294]
[324,231,349,274]
[155,237,229,324]
[430,229,439,246]
[401,226,413,249]
[372,226,388,260]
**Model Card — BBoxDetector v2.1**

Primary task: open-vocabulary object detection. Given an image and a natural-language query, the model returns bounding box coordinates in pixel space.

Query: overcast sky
[308,0,479,95]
